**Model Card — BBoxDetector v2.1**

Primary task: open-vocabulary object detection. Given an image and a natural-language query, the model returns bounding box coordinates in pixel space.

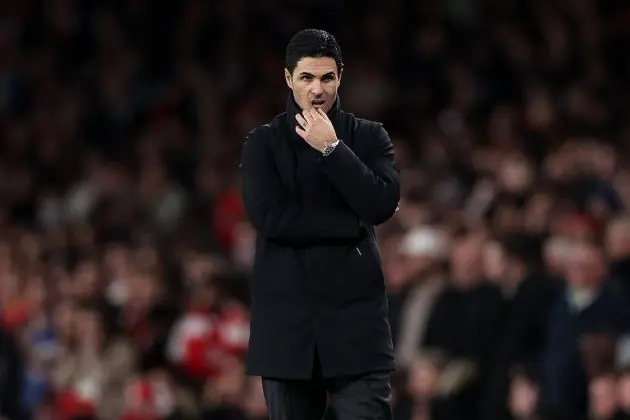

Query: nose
[310,80,323,95]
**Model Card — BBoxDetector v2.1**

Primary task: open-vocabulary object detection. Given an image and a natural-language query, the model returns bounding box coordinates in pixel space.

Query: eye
[301,75,313,81]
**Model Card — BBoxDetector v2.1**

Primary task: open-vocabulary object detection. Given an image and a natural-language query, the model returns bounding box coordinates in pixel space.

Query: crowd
[1,0,630,419]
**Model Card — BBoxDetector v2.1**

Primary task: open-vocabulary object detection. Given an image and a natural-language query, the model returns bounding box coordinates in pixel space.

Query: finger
[295,126,307,139]
[315,107,328,119]
[302,110,315,124]
[295,114,308,129]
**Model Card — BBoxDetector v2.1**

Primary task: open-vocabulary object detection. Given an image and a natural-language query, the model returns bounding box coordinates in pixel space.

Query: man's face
[285,56,341,113]
[450,234,485,286]
[483,241,507,282]
[565,242,605,289]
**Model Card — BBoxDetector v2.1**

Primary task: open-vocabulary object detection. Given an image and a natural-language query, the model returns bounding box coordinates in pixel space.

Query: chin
[312,103,330,112]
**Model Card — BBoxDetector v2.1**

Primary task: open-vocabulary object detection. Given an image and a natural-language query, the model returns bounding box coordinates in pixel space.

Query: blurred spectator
[479,234,561,420]
[541,240,630,418]
[421,230,504,420]
[393,226,449,369]
[51,299,135,419]
[166,273,249,385]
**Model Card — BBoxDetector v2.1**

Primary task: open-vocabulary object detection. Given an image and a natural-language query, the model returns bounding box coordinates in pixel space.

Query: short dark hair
[493,233,540,267]
[285,29,343,74]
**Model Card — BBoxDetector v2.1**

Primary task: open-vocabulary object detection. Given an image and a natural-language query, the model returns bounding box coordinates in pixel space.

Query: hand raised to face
[295,108,337,153]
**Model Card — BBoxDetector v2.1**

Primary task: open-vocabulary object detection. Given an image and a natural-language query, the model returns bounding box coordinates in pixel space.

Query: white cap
[399,226,449,259]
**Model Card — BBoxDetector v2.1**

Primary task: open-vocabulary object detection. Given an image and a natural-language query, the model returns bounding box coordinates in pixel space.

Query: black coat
[541,282,630,419]
[479,273,561,420]
[0,326,24,419]
[240,94,400,379]
[421,283,506,420]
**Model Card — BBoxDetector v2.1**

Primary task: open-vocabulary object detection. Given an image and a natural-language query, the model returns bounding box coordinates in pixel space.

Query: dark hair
[493,233,541,267]
[285,29,343,74]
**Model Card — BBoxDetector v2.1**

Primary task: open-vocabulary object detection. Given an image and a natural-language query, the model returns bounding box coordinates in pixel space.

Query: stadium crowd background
[2,0,630,419]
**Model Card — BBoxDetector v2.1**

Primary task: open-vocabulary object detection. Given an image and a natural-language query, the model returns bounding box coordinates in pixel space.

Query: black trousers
[261,370,393,420]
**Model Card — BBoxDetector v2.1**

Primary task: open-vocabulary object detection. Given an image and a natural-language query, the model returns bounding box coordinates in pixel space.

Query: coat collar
[285,93,341,136]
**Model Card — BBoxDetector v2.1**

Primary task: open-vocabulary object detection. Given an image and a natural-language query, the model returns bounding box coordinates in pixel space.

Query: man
[421,230,504,420]
[479,234,560,420]
[393,226,448,369]
[240,29,400,420]
[541,239,630,419]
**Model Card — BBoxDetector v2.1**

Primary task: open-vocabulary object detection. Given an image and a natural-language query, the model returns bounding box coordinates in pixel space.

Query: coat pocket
[341,237,386,301]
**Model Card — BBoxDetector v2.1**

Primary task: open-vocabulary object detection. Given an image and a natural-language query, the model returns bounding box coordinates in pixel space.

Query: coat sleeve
[318,122,400,226]
[240,126,361,245]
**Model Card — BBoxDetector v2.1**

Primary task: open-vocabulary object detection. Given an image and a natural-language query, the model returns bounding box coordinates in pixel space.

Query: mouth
[311,99,325,108]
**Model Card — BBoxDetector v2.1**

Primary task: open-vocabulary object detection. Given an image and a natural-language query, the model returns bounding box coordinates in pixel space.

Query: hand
[295,108,337,153]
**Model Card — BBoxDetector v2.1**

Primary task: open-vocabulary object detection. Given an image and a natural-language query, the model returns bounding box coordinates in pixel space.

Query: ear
[284,68,293,89]
[337,69,343,88]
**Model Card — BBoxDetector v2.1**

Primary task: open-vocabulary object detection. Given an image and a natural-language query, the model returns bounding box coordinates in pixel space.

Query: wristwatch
[322,139,340,157]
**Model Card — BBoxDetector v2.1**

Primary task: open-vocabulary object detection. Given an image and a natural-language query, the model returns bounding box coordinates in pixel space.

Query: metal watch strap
[322,139,340,157]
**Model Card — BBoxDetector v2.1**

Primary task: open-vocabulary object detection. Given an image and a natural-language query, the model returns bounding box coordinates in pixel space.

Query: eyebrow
[299,72,336,78]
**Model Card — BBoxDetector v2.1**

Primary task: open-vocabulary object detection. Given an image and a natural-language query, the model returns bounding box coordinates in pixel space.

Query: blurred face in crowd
[543,236,572,275]
[103,244,132,278]
[129,271,162,309]
[73,260,100,298]
[483,240,506,282]
[497,154,534,195]
[285,56,341,113]
[25,274,47,310]
[20,232,42,263]
[0,271,19,307]
[53,301,75,342]
[74,307,104,350]
[523,192,554,233]
[508,375,538,418]
[0,242,12,272]
[565,241,606,290]
[450,233,485,287]
[605,217,630,261]
[590,375,618,419]
[493,203,524,234]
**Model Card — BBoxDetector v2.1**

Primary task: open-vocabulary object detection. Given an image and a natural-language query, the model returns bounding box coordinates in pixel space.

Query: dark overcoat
[240,94,400,379]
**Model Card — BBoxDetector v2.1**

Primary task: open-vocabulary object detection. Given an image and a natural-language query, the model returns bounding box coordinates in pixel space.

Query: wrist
[321,139,340,156]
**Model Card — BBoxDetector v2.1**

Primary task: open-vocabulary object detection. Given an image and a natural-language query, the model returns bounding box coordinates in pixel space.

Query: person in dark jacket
[0,324,24,419]
[479,234,561,420]
[240,29,400,420]
[541,240,630,420]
